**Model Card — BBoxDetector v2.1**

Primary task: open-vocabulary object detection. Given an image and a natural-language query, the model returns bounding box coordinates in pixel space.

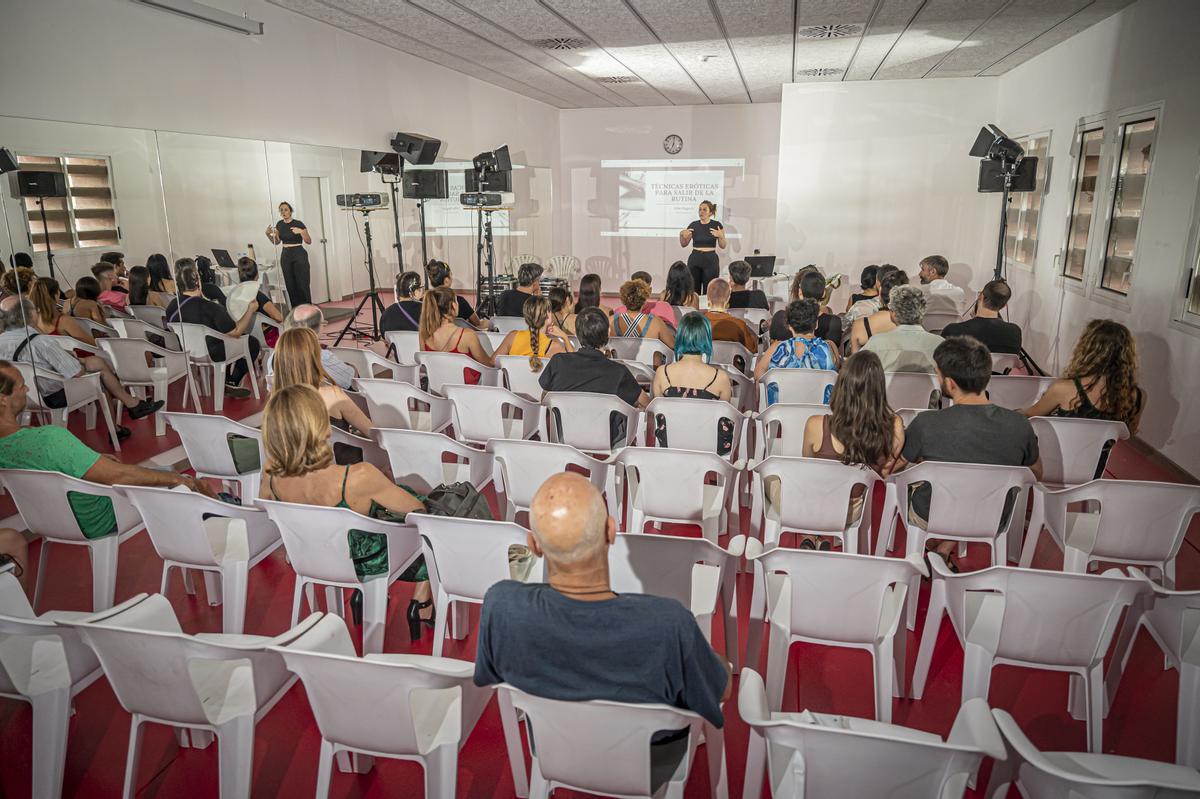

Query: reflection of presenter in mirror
[679,200,725,295]
[265,201,312,307]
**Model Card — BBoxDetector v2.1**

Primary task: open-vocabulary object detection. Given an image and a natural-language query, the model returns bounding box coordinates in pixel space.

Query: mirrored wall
[0,115,555,303]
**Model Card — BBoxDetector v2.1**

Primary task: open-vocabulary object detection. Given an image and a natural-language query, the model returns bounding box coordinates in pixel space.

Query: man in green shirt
[0,360,212,539]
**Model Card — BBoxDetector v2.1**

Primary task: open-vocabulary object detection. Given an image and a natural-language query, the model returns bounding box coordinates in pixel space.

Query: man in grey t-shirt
[898,336,1042,567]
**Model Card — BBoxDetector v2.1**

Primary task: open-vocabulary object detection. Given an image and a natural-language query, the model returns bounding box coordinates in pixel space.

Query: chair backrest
[498,684,699,798]
[13,361,71,410]
[616,359,656,386]
[121,483,276,567]
[922,311,960,333]
[507,254,541,273]
[355,378,452,432]
[384,330,420,365]
[1062,479,1200,566]
[488,438,608,512]
[543,391,641,453]
[329,426,392,474]
[164,411,262,477]
[991,353,1023,374]
[373,428,494,495]
[490,316,526,334]
[756,403,829,457]
[892,461,1036,538]
[476,330,506,355]
[416,351,501,395]
[646,396,744,458]
[884,371,940,410]
[986,374,1057,410]
[410,513,534,601]
[1136,573,1200,666]
[608,533,727,610]
[729,307,771,331]
[724,367,756,413]
[328,347,401,380]
[99,337,185,383]
[273,613,483,755]
[444,383,542,445]
[0,468,141,543]
[109,317,180,349]
[546,254,580,281]
[496,354,546,401]
[1029,416,1129,486]
[617,446,735,520]
[760,367,836,406]
[0,572,100,693]
[607,338,674,365]
[128,304,168,327]
[710,340,755,374]
[755,456,878,537]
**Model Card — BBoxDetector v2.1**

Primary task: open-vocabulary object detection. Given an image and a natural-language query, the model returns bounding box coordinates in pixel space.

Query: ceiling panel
[844,0,927,81]
[980,0,1137,76]
[712,0,792,102]
[874,0,1010,80]
[929,0,1090,77]
[626,0,751,104]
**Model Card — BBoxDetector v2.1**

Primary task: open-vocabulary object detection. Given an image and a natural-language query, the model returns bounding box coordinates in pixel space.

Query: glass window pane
[1063,127,1104,281]
[1005,133,1049,267]
[1100,118,1157,294]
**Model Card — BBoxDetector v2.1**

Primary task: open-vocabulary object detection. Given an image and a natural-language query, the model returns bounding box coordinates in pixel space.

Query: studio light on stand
[463,144,512,317]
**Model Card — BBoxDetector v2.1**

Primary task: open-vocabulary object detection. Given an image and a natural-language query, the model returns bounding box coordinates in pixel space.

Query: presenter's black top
[275,218,307,245]
[687,219,723,249]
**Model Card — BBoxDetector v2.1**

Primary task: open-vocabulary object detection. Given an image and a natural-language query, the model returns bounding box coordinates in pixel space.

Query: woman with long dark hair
[127,266,168,309]
[567,273,610,334]
[661,261,699,309]
[678,200,726,295]
[146,253,173,294]
[265,200,313,307]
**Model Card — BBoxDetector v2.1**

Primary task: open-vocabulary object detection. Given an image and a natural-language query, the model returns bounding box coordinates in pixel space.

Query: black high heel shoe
[407,599,435,642]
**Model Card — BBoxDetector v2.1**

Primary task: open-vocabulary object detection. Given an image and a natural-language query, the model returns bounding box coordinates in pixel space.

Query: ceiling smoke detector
[797,24,862,39]
[795,67,844,77]
[530,36,589,50]
[597,75,641,84]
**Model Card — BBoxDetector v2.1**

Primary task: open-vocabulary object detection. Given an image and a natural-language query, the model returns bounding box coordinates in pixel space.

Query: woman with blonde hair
[272,327,374,434]
[493,294,573,372]
[614,279,674,348]
[258,384,433,639]
[1024,319,1145,432]
[419,286,493,384]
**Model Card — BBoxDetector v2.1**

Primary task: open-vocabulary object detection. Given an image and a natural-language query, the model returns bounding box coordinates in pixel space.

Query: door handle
[320,238,328,244]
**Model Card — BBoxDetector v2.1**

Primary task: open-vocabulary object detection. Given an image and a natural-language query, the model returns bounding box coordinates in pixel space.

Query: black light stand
[474,204,500,317]
[334,209,388,345]
[381,165,405,276]
[35,197,59,282]
[416,198,430,273]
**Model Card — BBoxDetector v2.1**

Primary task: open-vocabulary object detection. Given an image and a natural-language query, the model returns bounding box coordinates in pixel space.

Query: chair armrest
[947,698,1006,759]
[690,563,722,619]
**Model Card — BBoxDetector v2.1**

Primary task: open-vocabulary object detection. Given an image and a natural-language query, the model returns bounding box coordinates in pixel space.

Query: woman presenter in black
[265,201,312,307]
[679,200,726,295]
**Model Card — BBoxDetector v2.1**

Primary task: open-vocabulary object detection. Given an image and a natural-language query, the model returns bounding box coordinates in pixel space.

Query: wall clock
[663,134,683,154]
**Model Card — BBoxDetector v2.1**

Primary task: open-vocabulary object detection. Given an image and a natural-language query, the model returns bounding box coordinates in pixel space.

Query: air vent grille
[596,75,641,84]
[797,24,862,39]
[530,37,589,50]
[795,67,844,77]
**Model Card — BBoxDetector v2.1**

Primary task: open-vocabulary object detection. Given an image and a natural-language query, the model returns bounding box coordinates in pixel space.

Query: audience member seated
[795,351,904,549]
[92,262,128,314]
[31,278,96,349]
[614,271,676,327]
[427,259,485,328]
[567,273,611,334]
[0,297,161,434]
[67,276,109,325]
[273,326,372,435]
[165,258,260,399]
[257,384,432,637]
[474,472,730,745]
[494,262,544,319]
[266,304,354,389]
[849,267,907,351]
[547,285,573,332]
[539,307,649,412]
[770,269,841,345]
[0,527,29,591]
[651,312,732,402]
[661,261,700,310]
[1023,319,1144,435]
[0,360,211,543]
[126,266,169,309]
[754,299,838,405]
[0,267,36,303]
[419,286,493,385]
[380,270,423,333]
[614,279,675,348]
[703,279,757,352]
[727,260,770,310]
[493,295,573,369]
[845,264,880,311]
[234,256,285,325]
[941,280,1022,354]
[147,252,175,295]
[861,286,944,373]
[918,254,967,314]
[846,263,898,325]
[194,255,229,305]
[897,337,1042,568]
[99,252,129,292]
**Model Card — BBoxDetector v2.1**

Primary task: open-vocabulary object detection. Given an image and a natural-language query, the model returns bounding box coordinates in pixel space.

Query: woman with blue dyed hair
[651,312,732,402]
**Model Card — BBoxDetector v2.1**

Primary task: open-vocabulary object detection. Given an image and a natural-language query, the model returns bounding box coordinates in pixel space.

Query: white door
[300,176,331,304]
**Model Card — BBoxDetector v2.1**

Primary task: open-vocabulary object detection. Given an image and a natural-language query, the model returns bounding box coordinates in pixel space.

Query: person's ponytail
[524,296,549,373]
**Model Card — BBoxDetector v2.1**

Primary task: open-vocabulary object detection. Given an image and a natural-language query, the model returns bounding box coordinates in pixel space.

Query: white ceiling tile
[711,0,791,102]
[929,0,1090,76]
[626,0,750,103]
[980,0,1137,75]
[875,0,1009,80]
[844,0,926,81]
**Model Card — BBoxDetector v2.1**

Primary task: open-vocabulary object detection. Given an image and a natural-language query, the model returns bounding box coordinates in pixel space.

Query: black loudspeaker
[13,170,68,198]
[464,169,512,193]
[360,150,400,175]
[390,132,441,166]
[0,148,18,174]
[403,170,449,200]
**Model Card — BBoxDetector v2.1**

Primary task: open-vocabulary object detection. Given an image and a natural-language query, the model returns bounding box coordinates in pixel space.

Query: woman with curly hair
[1023,319,1144,433]
[614,278,674,348]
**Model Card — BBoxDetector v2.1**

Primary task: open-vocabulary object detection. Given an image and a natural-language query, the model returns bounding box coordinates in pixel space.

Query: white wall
[558,104,780,288]
[996,0,1200,474]
[774,79,1001,290]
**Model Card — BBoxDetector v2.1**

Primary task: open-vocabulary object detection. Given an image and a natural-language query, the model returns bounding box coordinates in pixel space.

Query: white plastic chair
[355,377,452,433]
[740,669,1003,799]
[608,337,675,366]
[14,362,121,451]
[169,322,260,412]
[0,571,107,799]
[1030,416,1130,488]
[986,374,1057,410]
[545,254,580,281]
[0,468,143,612]
[543,391,643,454]
[758,367,836,407]
[120,484,282,634]
[328,346,415,383]
[747,455,880,553]
[986,708,1200,798]
[1021,478,1200,588]
[710,341,756,375]
[374,428,495,496]
[991,352,1024,374]
[257,499,423,654]
[383,330,420,365]
[409,513,538,657]
[62,593,315,799]
[487,438,612,523]
[329,425,392,473]
[922,311,960,333]
[99,337,199,436]
[416,351,502,396]
[164,411,264,500]
[507,254,541,273]
[249,313,282,354]
[109,316,181,350]
[724,367,756,414]
[615,447,740,544]
[912,556,1148,753]
[490,316,527,334]
[753,403,829,458]
[73,318,118,340]
[745,543,924,721]
[647,397,747,462]
[728,307,771,332]
[496,683,722,799]
[1105,573,1200,768]
[444,383,544,446]
[497,354,546,401]
[271,613,492,799]
[474,330,505,356]
[617,358,658,386]
[127,304,167,328]
[884,371,940,410]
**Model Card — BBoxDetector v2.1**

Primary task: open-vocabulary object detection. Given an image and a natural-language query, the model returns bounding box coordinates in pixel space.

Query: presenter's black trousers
[687,250,719,295]
[281,246,312,308]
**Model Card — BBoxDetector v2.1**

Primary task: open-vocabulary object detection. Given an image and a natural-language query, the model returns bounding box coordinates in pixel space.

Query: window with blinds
[1003,133,1050,269]
[17,154,120,252]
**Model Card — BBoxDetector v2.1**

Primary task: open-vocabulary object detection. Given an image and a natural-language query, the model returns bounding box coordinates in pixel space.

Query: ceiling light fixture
[130,0,263,35]
[596,76,641,84]
[795,67,844,77]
